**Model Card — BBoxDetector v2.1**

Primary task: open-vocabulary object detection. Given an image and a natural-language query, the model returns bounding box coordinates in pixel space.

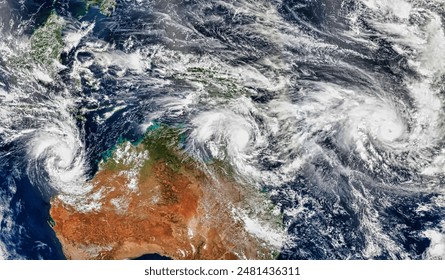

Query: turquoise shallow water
[1,0,445,260]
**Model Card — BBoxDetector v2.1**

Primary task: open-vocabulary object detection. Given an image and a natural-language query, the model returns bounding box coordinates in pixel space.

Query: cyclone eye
[375,117,405,143]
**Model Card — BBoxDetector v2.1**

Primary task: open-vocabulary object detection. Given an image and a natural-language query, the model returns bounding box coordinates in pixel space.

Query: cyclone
[1,0,445,259]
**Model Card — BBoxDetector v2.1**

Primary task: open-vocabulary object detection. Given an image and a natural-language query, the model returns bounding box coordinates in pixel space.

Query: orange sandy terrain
[50,129,278,260]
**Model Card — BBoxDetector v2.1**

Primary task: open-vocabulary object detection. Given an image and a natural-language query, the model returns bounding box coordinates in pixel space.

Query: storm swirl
[1,0,445,259]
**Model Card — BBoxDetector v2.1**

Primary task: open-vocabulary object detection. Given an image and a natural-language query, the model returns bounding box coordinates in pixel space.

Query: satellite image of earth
[1,0,445,260]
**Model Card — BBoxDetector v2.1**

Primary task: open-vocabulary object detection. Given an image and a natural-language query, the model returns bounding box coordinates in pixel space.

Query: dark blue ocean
[1,0,445,260]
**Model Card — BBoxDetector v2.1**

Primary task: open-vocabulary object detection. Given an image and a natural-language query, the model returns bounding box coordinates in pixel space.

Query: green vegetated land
[30,11,64,65]
[87,0,116,16]
[100,124,188,179]
[102,124,285,242]
[30,1,116,65]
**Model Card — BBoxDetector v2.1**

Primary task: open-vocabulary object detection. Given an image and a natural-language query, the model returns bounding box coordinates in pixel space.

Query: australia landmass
[49,125,284,260]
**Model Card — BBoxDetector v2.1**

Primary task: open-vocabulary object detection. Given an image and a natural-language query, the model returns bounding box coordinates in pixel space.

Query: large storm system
[1,0,445,259]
